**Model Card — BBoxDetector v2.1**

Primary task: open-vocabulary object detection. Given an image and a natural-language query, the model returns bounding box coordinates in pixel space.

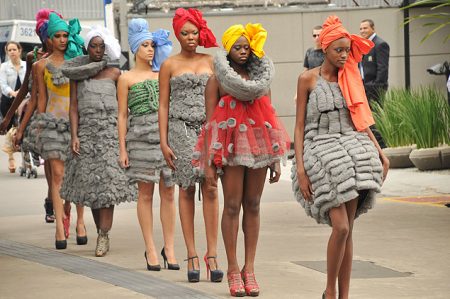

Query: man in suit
[359,19,390,104]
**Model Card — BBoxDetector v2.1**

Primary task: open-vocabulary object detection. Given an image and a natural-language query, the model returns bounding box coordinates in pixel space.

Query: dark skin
[205,36,280,277]
[158,21,220,272]
[294,37,389,299]
[70,36,120,235]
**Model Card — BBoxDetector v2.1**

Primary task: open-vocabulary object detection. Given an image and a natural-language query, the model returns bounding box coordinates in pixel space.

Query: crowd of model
[0,8,389,299]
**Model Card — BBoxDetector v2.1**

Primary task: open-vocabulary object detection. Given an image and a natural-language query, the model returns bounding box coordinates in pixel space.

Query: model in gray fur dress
[125,79,173,185]
[59,56,136,209]
[291,75,383,225]
[168,73,209,189]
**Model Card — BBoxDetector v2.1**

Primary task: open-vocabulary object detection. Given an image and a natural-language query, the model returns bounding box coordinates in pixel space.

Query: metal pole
[403,0,411,90]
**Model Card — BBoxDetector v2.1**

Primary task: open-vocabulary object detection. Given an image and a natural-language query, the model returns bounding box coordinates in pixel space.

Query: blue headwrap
[47,12,69,39]
[39,21,49,43]
[128,18,172,72]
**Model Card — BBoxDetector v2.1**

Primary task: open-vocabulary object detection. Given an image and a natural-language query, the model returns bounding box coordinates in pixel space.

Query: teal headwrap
[47,12,68,39]
[47,12,84,60]
[65,19,84,60]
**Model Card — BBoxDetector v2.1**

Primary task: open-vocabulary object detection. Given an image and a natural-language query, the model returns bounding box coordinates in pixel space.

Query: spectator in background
[0,41,26,173]
[303,25,324,71]
[359,19,390,104]
[359,19,389,148]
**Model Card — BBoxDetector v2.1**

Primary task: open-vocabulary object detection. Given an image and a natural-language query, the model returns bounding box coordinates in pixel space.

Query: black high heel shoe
[204,254,223,282]
[76,226,88,245]
[161,247,180,270]
[55,239,67,250]
[44,199,55,223]
[144,251,161,271]
[185,256,200,282]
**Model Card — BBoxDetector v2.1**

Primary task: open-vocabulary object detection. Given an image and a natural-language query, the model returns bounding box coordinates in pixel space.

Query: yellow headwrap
[221,23,267,58]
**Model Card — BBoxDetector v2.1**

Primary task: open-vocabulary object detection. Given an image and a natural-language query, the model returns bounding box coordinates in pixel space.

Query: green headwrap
[65,18,84,60]
[47,12,84,60]
[47,12,68,39]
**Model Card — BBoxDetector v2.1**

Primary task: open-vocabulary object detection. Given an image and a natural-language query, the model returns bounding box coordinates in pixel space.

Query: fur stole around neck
[214,49,274,101]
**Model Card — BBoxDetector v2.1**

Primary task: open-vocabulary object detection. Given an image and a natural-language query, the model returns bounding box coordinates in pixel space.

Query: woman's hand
[381,155,390,183]
[161,144,177,170]
[204,163,217,185]
[269,162,281,184]
[71,136,80,156]
[13,129,23,149]
[298,170,314,202]
[119,150,129,168]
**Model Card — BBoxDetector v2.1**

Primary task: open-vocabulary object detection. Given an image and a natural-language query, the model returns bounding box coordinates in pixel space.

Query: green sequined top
[128,79,159,116]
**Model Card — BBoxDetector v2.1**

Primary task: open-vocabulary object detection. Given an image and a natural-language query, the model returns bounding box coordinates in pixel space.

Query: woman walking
[291,16,389,299]
[118,19,178,270]
[158,8,223,283]
[60,26,137,256]
[34,12,86,249]
[192,23,290,296]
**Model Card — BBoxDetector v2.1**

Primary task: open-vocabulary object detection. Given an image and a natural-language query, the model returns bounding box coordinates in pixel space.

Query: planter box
[439,145,450,169]
[382,146,414,168]
[409,148,442,171]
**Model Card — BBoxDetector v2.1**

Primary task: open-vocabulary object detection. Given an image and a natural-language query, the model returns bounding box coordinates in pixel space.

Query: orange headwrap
[172,8,218,48]
[319,15,375,131]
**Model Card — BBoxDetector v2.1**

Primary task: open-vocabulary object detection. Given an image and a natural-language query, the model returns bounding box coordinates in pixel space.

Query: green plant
[372,89,415,147]
[400,86,450,148]
[401,0,450,43]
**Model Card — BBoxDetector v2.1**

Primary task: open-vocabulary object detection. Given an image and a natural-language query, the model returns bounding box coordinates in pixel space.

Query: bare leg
[241,167,267,273]
[179,186,199,270]
[137,181,159,265]
[220,166,245,274]
[44,160,52,200]
[324,198,357,299]
[159,178,177,264]
[337,198,358,299]
[201,175,219,269]
[99,206,115,232]
[75,204,86,236]
[91,209,100,231]
[49,159,66,241]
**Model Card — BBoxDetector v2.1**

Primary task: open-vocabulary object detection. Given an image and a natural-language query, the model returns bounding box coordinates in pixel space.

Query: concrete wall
[129,6,450,137]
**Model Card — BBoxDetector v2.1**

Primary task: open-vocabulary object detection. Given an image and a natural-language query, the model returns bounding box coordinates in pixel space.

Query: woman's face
[137,39,154,63]
[88,36,105,62]
[325,37,351,69]
[6,43,21,60]
[228,36,251,66]
[177,21,199,51]
[52,30,68,52]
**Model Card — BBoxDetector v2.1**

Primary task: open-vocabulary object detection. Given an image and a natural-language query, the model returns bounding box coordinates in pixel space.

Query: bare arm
[364,126,390,182]
[36,60,48,114]
[0,52,34,133]
[117,72,129,168]
[158,59,176,170]
[294,71,314,201]
[69,80,80,155]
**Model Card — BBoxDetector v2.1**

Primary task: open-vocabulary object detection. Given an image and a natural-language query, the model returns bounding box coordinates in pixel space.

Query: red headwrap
[319,15,375,131]
[172,8,218,48]
[35,9,62,34]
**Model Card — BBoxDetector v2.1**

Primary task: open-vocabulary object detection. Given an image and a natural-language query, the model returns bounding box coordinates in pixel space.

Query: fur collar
[61,55,107,81]
[214,49,274,101]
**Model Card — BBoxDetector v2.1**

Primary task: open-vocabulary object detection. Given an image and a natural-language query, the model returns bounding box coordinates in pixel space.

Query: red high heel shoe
[227,273,245,297]
[241,270,260,297]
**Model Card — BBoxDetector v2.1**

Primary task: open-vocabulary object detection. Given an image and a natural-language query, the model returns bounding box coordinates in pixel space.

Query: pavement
[0,134,449,299]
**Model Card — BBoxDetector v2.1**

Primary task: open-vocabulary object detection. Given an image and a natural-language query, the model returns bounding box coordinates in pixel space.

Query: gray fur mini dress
[33,62,71,161]
[59,56,137,208]
[291,76,383,225]
[125,79,173,185]
[168,73,209,189]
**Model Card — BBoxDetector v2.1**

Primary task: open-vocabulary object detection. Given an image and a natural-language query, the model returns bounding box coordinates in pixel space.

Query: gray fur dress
[59,56,137,208]
[125,79,173,185]
[291,76,383,225]
[168,73,209,189]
